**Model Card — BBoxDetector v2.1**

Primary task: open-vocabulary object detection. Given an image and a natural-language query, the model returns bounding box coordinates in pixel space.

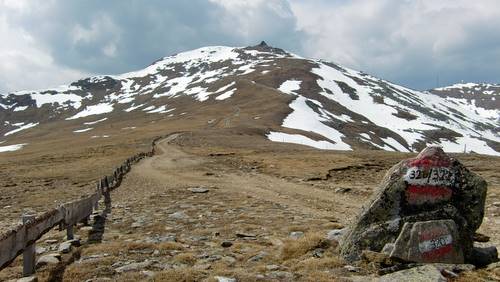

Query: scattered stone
[169,211,188,220]
[236,232,257,238]
[312,248,324,258]
[115,260,152,273]
[381,243,394,255]
[390,220,464,264]
[473,232,490,242]
[221,241,233,248]
[441,269,459,279]
[215,276,236,282]
[44,239,58,244]
[469,245,498,267]
[335,187,352,193]
[145,234,177,243]
[187,187,210,193]
[36,246,47,255]
[16,276,38,282]
[141,270,156,278]
[207,255,223,262]
[379,264,447,282]
[289,231,304,239]
[58,239,80,253]
[361,250,391,264]
[267,271,293,280]
[344,265,361,272]
[222,256,236,265]
[112,261,126,268]
[36,254,61,267]
[248,251,268,262]
[266,265,280,271]
[194,263,211,270]
[340,147,487,263]
[131,221,144,228]
[79,253,110,263]
[326,229,345,242]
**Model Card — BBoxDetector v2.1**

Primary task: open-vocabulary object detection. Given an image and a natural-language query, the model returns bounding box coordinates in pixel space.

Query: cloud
[290,0,500,89]
[0,0,302,92]
[0,5,89,93]
[1,0,499,92]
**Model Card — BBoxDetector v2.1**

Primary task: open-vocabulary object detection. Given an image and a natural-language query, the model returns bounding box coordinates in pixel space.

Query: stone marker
[390,220,464,263]
[340,146,488,264]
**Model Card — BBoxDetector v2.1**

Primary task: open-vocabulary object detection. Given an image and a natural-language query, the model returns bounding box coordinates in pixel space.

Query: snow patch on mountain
[281,96,351,150]
[215,89,236,100]
[4,123,39,136]
[267,132,339,150]
[84,118,108,125]
[73,128,93,133]
[66,103,114,120]
[278,80,301,95]
[0,143,27,152]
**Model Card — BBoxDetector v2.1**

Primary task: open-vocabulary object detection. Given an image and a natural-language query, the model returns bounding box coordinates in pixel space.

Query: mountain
[430,82,500,113]
[1,42,499,155]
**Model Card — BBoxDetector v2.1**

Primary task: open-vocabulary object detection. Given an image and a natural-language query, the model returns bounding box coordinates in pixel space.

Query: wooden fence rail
[0,136,162,277]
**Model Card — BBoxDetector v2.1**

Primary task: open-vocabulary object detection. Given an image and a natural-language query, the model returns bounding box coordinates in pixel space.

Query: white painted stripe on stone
[418,234,453,253]
[404,167,457,186]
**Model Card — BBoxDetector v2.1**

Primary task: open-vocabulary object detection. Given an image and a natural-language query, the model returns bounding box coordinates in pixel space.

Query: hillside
[1,42,499,156]
[1,43,500,281]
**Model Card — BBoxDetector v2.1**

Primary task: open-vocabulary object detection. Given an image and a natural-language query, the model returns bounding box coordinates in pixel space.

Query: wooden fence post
[22,214,36,277]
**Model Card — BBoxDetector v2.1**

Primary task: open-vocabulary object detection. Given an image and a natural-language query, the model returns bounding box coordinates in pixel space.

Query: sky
[1,0,499,93]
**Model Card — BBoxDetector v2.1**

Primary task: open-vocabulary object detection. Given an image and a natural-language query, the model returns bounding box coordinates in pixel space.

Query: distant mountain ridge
[1,42,499,155]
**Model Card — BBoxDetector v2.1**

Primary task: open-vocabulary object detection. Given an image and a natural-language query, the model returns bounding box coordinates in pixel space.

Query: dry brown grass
[280,232,330,261]
[82,241,154,256]
[293,257,345,272]
[154,268,205,282]
[173,253,197,266]
[63,257,116,281]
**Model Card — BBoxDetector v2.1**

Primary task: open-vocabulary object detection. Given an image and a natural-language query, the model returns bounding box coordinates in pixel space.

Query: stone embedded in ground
[58,239,80,253]
[326,228,345,242]
[390,220,464,263]
[221,241,233,248]
[379,264,447,282]
[15,276,38,282]
[36,254,61,267]
[215,276,236,282]
[340,146,488,263]
[168,211,188,219]
[289,231,304,239]
[187,187,210,193]
[469,244,499,267]
[115,260,152,273]
[236,232,257,238]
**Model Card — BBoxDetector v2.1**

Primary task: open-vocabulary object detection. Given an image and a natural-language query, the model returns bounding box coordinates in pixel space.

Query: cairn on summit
[340,146,489,264]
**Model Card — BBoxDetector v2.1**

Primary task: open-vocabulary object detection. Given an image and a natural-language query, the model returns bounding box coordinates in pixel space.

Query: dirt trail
[133,134,358,221]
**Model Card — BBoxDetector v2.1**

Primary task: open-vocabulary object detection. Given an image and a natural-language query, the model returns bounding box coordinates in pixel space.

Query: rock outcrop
[340,146,488,264]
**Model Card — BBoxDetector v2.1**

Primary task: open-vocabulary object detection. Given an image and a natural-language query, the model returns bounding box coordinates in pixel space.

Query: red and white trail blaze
[404,157,457,205]
[418,227,454,261]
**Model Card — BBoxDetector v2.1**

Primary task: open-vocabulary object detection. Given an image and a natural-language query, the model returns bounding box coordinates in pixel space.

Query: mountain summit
[1,44,499,155]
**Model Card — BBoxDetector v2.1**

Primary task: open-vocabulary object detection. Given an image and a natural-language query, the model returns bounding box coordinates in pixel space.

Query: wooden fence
[0,136,162,277]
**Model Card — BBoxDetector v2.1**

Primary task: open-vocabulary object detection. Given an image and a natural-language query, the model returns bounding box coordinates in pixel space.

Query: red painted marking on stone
[408,158,451,167]
[422,244,453,261]
[407,185,453,198]
[419,227,448,241]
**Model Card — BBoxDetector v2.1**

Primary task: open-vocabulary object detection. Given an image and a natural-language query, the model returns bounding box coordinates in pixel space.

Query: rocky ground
[1,132,500,281]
